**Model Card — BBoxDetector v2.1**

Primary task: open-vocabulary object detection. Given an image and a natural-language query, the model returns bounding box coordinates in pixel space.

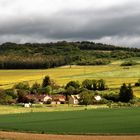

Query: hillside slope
[0,41,140,69]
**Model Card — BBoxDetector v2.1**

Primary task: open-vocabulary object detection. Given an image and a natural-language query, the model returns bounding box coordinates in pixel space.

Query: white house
[43,95,52,102]
[69,95,80,104]
[94,95,102,101]
[24,103,31,108]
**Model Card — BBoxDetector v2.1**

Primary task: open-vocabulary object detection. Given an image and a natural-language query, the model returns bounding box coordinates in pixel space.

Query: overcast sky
[0,0,140,47]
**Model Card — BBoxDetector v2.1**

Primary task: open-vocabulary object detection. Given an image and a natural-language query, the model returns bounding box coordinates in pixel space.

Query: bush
[93,98,109,104]
[135,79,140,87]
[103,93,119,102]
[121,60,137,66]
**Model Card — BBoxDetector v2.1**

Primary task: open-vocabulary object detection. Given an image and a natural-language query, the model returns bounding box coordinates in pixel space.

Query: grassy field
[0,65,140,88]
[0,63,140,96]
[0,107,140,134]
[0,104,107,115]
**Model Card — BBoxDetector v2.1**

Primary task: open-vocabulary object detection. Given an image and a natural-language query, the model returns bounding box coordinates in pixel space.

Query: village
[24,94,101,108]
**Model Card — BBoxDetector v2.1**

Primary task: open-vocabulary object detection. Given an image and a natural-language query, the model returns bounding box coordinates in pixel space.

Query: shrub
[120,60,137,66]
[103,93,119,102]
[135,79,140,87]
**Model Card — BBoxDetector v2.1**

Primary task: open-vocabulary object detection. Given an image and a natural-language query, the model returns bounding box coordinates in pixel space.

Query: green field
[0,107,140,134]
[0,105,107,115]
[0,63,140,96]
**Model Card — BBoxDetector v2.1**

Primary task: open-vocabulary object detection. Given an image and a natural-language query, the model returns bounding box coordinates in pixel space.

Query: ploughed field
[0,63,140,96]
[0,107,140,134]
[0,132,140,140]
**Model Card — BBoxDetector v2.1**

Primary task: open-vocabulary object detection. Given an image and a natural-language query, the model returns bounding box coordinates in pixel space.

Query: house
[51,95,66,104]
[43,95,52,102]
[26,94,52,103]
[24,103,31,108]
[94,95,102,101]
[69,95,80,104]
[25,94,66,104]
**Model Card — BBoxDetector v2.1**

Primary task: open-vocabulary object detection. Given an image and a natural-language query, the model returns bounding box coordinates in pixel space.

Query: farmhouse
[69,95,80,104]
[25,94,66,104]
[26,94,52,103]
[94,95,102,101]
[24,103,31,108]
[51,95,66,104]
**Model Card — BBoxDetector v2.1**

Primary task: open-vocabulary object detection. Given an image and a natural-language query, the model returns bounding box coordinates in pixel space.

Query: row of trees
[0,55,71,69]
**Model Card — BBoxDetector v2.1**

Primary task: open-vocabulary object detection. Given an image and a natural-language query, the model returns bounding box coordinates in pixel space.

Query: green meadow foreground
[0,107,140,134]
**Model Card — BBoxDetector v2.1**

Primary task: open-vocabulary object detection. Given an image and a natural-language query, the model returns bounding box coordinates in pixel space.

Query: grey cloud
[0,0,140,47]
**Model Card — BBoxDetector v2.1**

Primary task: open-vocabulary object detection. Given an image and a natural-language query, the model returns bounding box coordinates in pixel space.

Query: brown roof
[26,94,47,100]
[51,95,65,102]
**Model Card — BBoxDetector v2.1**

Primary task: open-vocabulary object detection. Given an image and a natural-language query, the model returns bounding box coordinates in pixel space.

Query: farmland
[0,104,107,115]
[0,107,140,134]
[0,132,140,140]
[0,62,140,96]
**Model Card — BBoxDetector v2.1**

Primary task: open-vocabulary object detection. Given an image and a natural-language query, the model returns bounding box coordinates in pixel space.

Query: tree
[79,91,94,106]
[65,81,80,89]
[5,89,18,99]
[31,82,41,94]
[0,89,16,104]
[97,79,106,90]
[82,79,106,91]
[44,86,52,95]
[127,84,134,100]
[14,82,30,90]
[42,76,51,87]
[82,79,93,90]
[32,82,40,89]
[119,83,133,102]
[92,80,98,90]
[17,89,30,103]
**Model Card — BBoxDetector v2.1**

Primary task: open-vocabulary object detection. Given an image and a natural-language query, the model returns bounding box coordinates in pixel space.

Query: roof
[51,95,66,102]
[71,95,80,100]
[26,94,48,100]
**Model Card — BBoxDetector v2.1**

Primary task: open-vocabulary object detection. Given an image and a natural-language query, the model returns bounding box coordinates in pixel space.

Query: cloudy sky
[0,0,140,47]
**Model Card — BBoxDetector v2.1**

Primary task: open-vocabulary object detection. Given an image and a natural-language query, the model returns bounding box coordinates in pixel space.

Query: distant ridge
[0,41,140,69]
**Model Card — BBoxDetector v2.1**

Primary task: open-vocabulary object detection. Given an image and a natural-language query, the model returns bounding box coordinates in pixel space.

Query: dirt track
[0,131,140,140]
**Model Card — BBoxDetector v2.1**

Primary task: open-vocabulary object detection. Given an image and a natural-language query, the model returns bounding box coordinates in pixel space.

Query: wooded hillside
[0,41,140,69]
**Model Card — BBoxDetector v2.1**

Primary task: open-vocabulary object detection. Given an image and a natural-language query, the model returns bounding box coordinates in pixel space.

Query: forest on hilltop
[0,41,140,69]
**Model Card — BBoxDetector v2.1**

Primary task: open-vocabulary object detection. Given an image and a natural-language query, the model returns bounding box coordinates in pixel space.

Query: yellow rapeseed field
[0,64,140,96]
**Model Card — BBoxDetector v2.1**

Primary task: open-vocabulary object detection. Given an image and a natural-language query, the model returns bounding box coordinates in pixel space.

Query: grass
[0,104,108,115]
[0,107,140,134]
[0,65,140,87]
[0,63,140,96]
